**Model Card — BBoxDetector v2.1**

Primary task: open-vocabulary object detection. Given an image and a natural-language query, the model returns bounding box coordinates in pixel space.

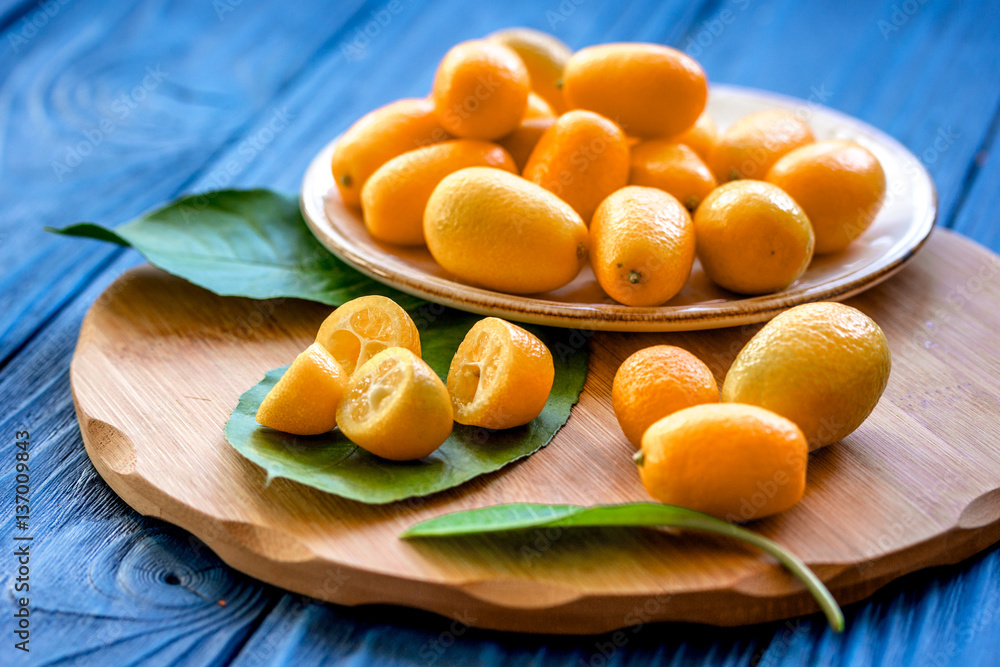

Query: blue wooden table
[3,0,1000,664]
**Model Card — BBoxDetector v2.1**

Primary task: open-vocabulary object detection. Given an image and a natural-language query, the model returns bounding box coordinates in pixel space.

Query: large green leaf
[401,502,845,632]
[224,310,589,504]
[48,189,424,309]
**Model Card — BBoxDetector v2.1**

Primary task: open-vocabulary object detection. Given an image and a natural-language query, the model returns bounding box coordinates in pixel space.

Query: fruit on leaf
[337,347,453,461]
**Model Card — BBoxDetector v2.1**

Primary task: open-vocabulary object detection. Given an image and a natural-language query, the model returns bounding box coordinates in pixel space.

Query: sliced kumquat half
[336,347,453,461]
[315,296,421,377]
[447,317,554,429]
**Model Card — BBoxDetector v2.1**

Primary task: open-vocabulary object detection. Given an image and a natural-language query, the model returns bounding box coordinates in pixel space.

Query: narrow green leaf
[48,189,424,309]
[224,311,589,505]
[401,502,845,632]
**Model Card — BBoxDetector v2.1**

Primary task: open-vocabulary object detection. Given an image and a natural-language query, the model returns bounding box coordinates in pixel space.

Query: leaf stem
[402,502,845,632]
[666,514,845,632]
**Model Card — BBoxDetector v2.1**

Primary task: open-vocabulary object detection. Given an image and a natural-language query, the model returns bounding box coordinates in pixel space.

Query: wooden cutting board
[71,229,1000,634]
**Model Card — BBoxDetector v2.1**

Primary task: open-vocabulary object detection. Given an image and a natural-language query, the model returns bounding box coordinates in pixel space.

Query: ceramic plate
[300,84,936,331]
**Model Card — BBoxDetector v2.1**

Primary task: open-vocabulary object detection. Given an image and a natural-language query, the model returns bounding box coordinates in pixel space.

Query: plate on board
[300,84,937,331]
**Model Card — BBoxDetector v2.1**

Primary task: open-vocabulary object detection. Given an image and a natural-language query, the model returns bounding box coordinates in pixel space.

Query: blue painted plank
[0,252,277,665]
[2,0,1000,665]
[679,0,1000,229]
[0,0,371,364]
[949,107,1000,250]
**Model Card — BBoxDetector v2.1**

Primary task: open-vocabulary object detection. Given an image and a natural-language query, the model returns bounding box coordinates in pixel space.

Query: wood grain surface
[7,0,1000,662]
[69,228,1000,634]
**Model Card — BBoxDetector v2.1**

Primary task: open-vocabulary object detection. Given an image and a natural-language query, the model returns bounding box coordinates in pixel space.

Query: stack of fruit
[260,29,895,525]
[256,296,555,461]
[618,301,891,521]
[331,28,888,304]
[255,295,891,523]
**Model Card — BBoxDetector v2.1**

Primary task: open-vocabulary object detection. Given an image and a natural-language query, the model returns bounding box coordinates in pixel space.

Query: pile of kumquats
[331,28,887,303]
[255,29,893,523]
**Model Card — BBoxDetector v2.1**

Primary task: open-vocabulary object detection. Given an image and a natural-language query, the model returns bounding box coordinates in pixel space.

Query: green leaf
[401,502,845,632]
[224,309,589,505]
[47,189,424,310]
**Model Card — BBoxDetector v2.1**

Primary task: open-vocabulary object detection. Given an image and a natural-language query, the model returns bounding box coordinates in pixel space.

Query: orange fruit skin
[694,180,815,295]
[766,140,887,254]
[431,40,531,140]
[331,98,451,208]
[256,343,348,436]
[629,141,718,211]
[315,295,421,377]
[498,117,555,171]
[612,345,718,448]
[361,140,517,246]
[524,92,556,120]
[523,109,630,223]
[590,186,695,306]
[671,111,717,161]
[488,27,573,114]
[424,167,589,294]
[638,403,808,521]
[722,302,891,450]
[447,317,554,429]
[709,109,815,182]
[563,43,707,139]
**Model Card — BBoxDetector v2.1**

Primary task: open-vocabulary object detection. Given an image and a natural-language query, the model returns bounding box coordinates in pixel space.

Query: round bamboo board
[71,229,1000,633]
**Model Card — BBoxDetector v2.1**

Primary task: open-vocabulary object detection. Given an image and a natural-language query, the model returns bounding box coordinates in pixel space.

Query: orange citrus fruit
[635,403,808,521]
[361,140,517,246]
[315,296,421,377]
[766,140,887,254]
[331,98,450,208]
[524,92,556,120]
[498,117,555,171]
[722,302,891,450]
[424,167,589,294]
[709,109,814,182]
[563,43,707,138]
[256,343,348,436]
[488,27,573,114]
[590,186,695,306]
[629,140,717,210]
[431,40,530,140]
[447,317,554,429]
[612,345,718,447]
[522,109,630,223]
[336,347,453,461]
[672,110,717,161]
[693,180,815,295]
